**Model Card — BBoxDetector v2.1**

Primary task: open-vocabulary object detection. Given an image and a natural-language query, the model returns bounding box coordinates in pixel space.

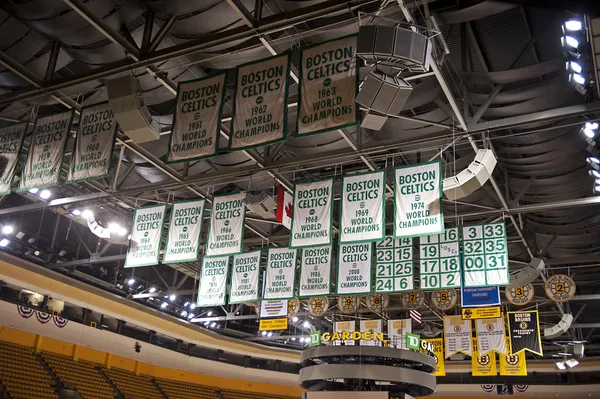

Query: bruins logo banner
[0,121,27,196]
[424,338,446,376]
[443,315,473,357]
[308,296,329,316]
[360,319,382,346]
[508,310,543,356]
[475,317,507,356]
[472,338,497,376]
[334,321,356,346]
[500,338,527,376]
[388,319,412,349]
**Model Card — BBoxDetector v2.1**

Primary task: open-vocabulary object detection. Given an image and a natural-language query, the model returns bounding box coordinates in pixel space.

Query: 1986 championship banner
[206,192,246,256]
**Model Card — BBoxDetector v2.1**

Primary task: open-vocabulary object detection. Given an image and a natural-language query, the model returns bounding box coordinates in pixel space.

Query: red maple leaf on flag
[285,202,293,219]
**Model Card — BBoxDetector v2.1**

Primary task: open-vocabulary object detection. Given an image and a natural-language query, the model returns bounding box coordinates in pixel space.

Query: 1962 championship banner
[0,122,27,196]
[264,248,297,300]
[229,250,261,304]
[125,204,167,268]
[163,199,205,264]
[230,53,290,150]
[206,192,246,256]
[67,102,118,183]
[197,255,230,307]
[167,73,226,162]
[290,178,334,248]
[297,35,359,135]
[340,170,385,243]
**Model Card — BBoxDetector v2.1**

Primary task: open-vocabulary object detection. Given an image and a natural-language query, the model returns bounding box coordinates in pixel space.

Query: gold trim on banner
[544,274,576,303]
[338,296,359,314]
[365,293,389,313]
[430,289,458,311]
[307,296,329,317]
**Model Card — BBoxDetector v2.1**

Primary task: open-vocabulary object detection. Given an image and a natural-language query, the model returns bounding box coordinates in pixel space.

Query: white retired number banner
[19,111,74,191]
[167,73,226,162]
[443,315,473,357]
[163,199,205,264]
[230,53,290,150]
[476,317,507,356]
[290,178,334,248]
[206,192,246,256]
[299,245,332,297]
[297,35,359,135]
[125,204,167,268]
[264,248,297,300]
[0,122,27,196]
[394,161,443,238]
[197,256,230,307]
[340,170,385,243]
[229,251,261,304]
[337,243,372,295]
[67,102,118,183]
[388,319,412,349]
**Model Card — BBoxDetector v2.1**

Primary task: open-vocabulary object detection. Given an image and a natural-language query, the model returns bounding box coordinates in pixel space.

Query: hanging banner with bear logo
[500,337,527,376]
[423,338,446,376]
[472,338,498,376]
[388,319,412,349]
[125,204,167,268]
[230,53,290,151]
[394,161,444,238]
[360,319,383,346]
[443,315,473,357]
[0,121,27,196]
[340,170,386,243]
[475,317,507,356]
[290,178,334,248]
[299,245,332,297]
[229,250,261,304]
[297,35,359,135]
[163,199,206,264]
[337,243,372,295]
[19,111,74,191]
[196,255,230,307]
[264,248,297,300]
[206,192,246,256]
[167,73,226,163]
[507,310,543,356]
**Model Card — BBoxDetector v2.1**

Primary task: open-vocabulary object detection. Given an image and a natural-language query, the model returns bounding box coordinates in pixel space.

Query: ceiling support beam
[226,0,257,27]
[44,40,61,81]
[141,11,154,54]
[147,15,178,53]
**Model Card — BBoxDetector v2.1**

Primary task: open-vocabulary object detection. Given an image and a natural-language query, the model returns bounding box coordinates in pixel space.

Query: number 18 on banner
[419,228,461,289]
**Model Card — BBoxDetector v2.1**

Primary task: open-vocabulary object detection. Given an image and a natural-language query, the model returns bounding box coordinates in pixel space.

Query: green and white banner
[340,170,385,243]
[197,255,230,307]
[297,35,359,135]
[206,192,246,257]
[299,245,332,297]
[264,247,297,300]
[19,111,74,191]
[125,204,167,268]
[337,243,372,295]
[374,236,413,293]
[0,122,27,196]
[290,178,334,248]
[163,199,206,264]
[229,250,261,304]
[419,228,461,289]
[394,161,444,238]
[167,73,226,162]
[230,53,290,151]
[67,102,118,183]
[462,222,509,287]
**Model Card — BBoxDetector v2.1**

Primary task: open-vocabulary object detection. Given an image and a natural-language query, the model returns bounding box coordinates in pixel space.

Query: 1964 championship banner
[0,122,27,196]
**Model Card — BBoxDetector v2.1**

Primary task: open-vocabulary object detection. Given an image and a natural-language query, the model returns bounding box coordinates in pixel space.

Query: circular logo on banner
[481,385,496,393]
[308,296,329,317]
[506,354,520,366]
[478,354,491,366]
[486,323,495,331]
[338,296,359,314]
[402,289,425,310]
[505,284,534,306]
[453,325,462,333]
[288,297,301,318]
[365,293,389,313]
[430,289,458,311]
[544,274,576,302]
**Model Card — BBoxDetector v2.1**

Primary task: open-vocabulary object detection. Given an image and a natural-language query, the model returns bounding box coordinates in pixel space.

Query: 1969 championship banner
[0,122,27,196]
[230,53,290,150]
[290,178,334,248]
[229,251,261,304]
[297,35,359,135]
[125,204,167,268]
[163,199,205,264]
[167,73,226,162]
[206,192,246,256]
[197,255,230,307]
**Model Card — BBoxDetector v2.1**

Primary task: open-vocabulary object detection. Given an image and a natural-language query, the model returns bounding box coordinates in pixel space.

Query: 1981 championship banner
[229,251,261,304]
[206,192,246,256]
[290,178,334,248]
[0,122,27,196]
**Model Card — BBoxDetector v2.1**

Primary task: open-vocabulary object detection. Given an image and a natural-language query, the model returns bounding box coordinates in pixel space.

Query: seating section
[0,342,59,399]
[42,351,115,399]
[222,388,298,399]
[156,378,297,399]
[103,367,163,399]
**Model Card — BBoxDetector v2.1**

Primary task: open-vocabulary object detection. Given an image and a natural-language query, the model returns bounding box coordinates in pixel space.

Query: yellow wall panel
[41,336,73,356]
[0,325,36,347]
[77,346,108,364]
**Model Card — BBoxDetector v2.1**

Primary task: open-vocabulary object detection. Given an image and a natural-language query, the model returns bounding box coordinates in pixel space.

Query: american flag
[409,310,422,324]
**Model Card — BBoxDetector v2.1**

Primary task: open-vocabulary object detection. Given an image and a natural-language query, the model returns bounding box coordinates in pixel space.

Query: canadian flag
[275,186,293,230]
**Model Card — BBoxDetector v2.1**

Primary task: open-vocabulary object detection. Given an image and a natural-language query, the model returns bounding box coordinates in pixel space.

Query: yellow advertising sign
[259,318,288,331]
[423,338,445,376]
[499,337,527,376]
[462,306,501,320]
[471,338,497,376]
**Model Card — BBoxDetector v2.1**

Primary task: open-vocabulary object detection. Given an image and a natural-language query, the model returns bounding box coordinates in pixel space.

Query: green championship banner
[419,228,461,289]
[167,73,226,162]
[393,161,443,238]
[299,245,332,297]
[125,204,167,268]
[337,243,372,295]
[163,199,205,264]
[197,255,230,307]
[462,222,509,287]
[67,102,118,183]
[297,35,359,135]
[206,192,246,256]
[0,121,27,196]
[19,111,74,191]
[374,236,413,293]
[230,53,290,151]
[264,247,297,300]
[290,178,334,248]
[340,170,386,243]
[229,250,261,304]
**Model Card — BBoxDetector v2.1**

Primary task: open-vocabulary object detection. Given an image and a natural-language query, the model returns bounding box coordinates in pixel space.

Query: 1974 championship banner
[340,170,385,243]
[0,122,27,196]
[206,192,246,256]
[290,178,334,248]
[163,199,205,264]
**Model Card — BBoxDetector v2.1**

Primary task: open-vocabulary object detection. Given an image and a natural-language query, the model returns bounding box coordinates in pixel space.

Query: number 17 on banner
[419,228,461,289]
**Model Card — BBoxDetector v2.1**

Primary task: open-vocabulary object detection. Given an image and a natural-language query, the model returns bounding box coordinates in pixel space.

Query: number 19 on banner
[419,228,461,289]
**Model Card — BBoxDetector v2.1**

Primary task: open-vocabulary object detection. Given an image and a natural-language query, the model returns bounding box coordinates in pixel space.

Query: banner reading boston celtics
[337,243,372,295]
[299,245,332,297]
[206,192,246,257]
[290,178,334,248]
[67,102,118,183]
[264,248,297,300]
[297,35,359,135]
[125,204,167,268]
[19,111,74,191]
[0,121,27,196]
[229,250,261,304]
[167,73,226,162]
[394,161,443,238]
[197,255,230,307]
[163,199,205,264]
[340,170,385,243]
[230,53,290,150]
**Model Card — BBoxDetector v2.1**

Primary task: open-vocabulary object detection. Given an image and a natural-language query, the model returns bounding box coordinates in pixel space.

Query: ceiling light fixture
[2,225,14,235]
[267,332,273,337]
[562,35,579,49]
[566,60,582,74]
[71,209,81,216]
[187,313,195,319]
[210,322,216,328]
[556,361,567,370]
[169,294,176,301]
[261,331,267,336]
[127,278,135,286]
[292,316,299,322]
[149,287,156,293]
[207,311,213,317]
[190,303,196,310]
[39,189,52,200]
[81,209,93,219]
[180,310,187,317]
[28,188,39,194]
[570,72,585,85]
[0,239,9,247]
[303,321,311,329]
[160,302,168,309]
[564,20,583,31]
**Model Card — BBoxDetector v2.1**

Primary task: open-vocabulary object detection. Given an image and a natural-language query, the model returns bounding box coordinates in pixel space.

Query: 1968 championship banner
[230,53,290,150]
[290,178,334,248]
[163,199,205,264]
[167,73,226,162]
[0,122,27,196]
[297,35,359,135]
[206,192,246,256]
[125,204,167,268]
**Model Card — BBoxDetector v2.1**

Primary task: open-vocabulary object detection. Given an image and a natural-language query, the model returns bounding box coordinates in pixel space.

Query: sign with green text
[264,248,297,300]
[125,204,167,268]
[163,199,205,264]
[374,236,413,293]
[197,255,230,307]
[462,222,509,287]
[229,250,261,304]
[337,243,372,295]
[419,228,461,289]
[299,245,332,297]
[290,178,334,248]
[0,122,27,196]
[206,192,246,256]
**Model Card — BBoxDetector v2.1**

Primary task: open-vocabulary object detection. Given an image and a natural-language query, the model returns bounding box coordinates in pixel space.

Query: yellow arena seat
[103,367,163,399]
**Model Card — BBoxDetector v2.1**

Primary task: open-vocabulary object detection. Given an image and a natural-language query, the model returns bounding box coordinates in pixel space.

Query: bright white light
[108,223,120,233]
[584,127,595,138]
[571,73,585,85]
[586,122,599,130]
[149,287,156,293]
[594,185,600,193]
[587,156,600,164]
[303,321,311,329]
[34,250,40,256]
[190,303,196,310]
[291,337,296,341]
[292,316,299,322]
[210,322,216,328]
[81,209,93,219]
[160,302,168,309]
[261,331,267,336]
[40,189,51,200]
[0,238,9,247]
[299,337,305,343]
[118,227,127,236]
[267,332,273,337]
[180,310,187,317]
[556,361,567,370]
[590,170,600,179]
[127,234,132,240]
[562,35,579,48]
[567,61,582,74]
[71,209,81,216]
[566,358,579,368]
[28,188,39,194]
[204,321,210,326]
[2,225,14,235]
[187,313,195,319]
[207,311,213,316]
[127,278,135,286]
[184,302,190,306]
[565,20,583,31]
[169,294,176,301]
